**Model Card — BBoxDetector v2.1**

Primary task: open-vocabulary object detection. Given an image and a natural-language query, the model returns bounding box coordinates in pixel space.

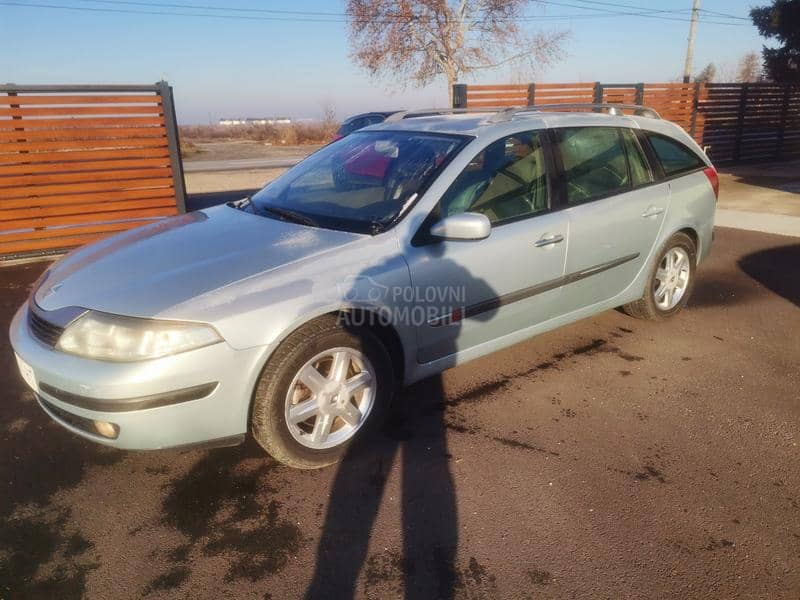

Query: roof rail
[383,103,661,124]
[384,107,500,122]
[488,103,661,122]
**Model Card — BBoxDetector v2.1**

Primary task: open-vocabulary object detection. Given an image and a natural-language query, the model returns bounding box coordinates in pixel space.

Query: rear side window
[555,127,629,204]
[646,134,704,176]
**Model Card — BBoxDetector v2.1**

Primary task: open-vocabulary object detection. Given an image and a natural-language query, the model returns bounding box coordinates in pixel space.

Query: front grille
[28,308,64,347]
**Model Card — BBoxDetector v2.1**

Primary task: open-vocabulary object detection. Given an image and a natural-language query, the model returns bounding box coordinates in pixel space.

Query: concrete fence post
[690,82,702,141]
[776,84,791,160]
[452,84,467,108]
[733,83,749,163]
[634,83,644,105]
[527,83,536,106]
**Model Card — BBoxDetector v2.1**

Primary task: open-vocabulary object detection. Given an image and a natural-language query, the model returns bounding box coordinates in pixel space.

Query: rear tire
[251,315,394,469]
[623,232,697,321]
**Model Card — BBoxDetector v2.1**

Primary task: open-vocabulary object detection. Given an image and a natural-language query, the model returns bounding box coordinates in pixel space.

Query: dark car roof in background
[342,111,401,123]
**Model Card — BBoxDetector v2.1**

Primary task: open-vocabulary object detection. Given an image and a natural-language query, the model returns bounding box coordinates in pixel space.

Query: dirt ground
[184,141,323,163]
[1,226,798,599]
[185,168,288,195]
[718,160,800,217]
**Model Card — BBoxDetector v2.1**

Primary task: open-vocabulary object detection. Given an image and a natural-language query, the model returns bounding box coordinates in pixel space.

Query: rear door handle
[534,234,564,247]
[641,206,665,218]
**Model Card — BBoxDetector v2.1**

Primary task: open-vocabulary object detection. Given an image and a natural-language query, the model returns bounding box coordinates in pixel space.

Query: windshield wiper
[260,204,319,227]
[228,197,317,227]
[226,195,254,210]
[367,219,386,235]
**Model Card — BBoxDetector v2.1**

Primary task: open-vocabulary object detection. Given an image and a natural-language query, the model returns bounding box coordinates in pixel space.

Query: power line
[0,0,752,26]
[699,8,750,21]
[63,0,697,21]
[533,0,748,25]
[0,1,347,21]
[74,0,685,19]
[560,0,749,22]
[80,0,751,24]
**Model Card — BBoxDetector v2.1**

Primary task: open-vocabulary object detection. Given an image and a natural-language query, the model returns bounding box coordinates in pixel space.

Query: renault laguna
[10,104,717,468]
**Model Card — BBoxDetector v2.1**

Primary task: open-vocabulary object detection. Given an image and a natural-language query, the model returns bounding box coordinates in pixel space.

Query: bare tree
[736,52,763,82]
[346,0,568,105]
[695,63,717,83]
[321,102,339,138]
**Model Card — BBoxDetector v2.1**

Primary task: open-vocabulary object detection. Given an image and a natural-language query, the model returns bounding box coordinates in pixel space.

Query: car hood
[35,205,364,317]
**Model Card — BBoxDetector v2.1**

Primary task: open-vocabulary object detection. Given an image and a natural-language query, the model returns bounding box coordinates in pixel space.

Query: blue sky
[0,0,769,123]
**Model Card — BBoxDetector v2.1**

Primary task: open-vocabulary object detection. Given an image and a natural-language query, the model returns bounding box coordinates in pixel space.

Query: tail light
[703,166,719,199]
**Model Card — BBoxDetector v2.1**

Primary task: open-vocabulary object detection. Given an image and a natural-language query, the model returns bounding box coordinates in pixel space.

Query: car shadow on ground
[0,261,123,597]
[738,243,800,307]
[304,254,497,599]
[687,270,759,308]
[303,378,459,599]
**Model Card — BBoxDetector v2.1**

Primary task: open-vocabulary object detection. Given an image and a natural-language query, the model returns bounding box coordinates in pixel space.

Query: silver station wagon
[10,104,718,468]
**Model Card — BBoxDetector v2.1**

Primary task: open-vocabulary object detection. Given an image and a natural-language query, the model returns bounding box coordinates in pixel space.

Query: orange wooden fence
[0,83,185,260]
[455,81,800,165]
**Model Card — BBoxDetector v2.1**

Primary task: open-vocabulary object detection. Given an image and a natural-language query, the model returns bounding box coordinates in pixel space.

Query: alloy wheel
[653,247,691,311]
[284,347,376,450]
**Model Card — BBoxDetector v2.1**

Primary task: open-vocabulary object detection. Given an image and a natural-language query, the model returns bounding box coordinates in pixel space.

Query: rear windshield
[251,131,467,234]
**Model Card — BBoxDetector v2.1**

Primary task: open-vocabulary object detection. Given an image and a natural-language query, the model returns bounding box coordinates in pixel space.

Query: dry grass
[180,138,204,159]
[180,121,338,147]
[185,168,288,194]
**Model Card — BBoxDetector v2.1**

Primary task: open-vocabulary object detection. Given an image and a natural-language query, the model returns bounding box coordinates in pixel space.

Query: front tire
[623,232,697,321]
[251,315,394,469]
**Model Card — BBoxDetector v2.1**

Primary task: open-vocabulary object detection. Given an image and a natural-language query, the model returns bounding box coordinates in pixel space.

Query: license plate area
[15,354,38,392]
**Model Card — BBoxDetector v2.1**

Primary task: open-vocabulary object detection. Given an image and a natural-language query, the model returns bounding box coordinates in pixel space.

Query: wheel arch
[245,306,407,427]
[675,226,700,264]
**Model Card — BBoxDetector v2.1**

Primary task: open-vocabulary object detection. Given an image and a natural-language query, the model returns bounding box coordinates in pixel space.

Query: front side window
[436,131,549,224]
[555,127,629,204]
[646,133,704,176]
[251,131,466,233]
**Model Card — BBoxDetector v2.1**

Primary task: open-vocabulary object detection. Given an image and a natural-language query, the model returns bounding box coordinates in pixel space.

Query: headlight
[56,311,222,362]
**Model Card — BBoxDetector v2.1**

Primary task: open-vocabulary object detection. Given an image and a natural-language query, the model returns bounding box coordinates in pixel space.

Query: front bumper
[9,303,266,450]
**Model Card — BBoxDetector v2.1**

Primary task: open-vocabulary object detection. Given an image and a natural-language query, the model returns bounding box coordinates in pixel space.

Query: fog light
[93,420,120,439]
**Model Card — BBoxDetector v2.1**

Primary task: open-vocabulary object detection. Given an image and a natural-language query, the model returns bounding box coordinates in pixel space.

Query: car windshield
[250,130,467,234]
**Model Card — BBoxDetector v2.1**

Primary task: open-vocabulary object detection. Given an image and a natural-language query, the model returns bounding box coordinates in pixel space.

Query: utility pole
[683,0,701,83]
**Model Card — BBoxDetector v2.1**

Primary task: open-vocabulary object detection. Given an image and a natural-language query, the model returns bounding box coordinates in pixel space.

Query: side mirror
[429,212,491,241]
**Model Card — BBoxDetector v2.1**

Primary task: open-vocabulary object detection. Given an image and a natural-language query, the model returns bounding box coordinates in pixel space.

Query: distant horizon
[1,0,769,124]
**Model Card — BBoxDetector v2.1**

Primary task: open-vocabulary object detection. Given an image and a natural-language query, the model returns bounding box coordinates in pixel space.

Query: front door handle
[641,206,665,218]
[534,234,564,247]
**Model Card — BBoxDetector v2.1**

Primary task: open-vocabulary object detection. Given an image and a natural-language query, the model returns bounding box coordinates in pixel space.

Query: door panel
[551,125,670,315]
[406,211,569,363]
[558,182,669,314]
